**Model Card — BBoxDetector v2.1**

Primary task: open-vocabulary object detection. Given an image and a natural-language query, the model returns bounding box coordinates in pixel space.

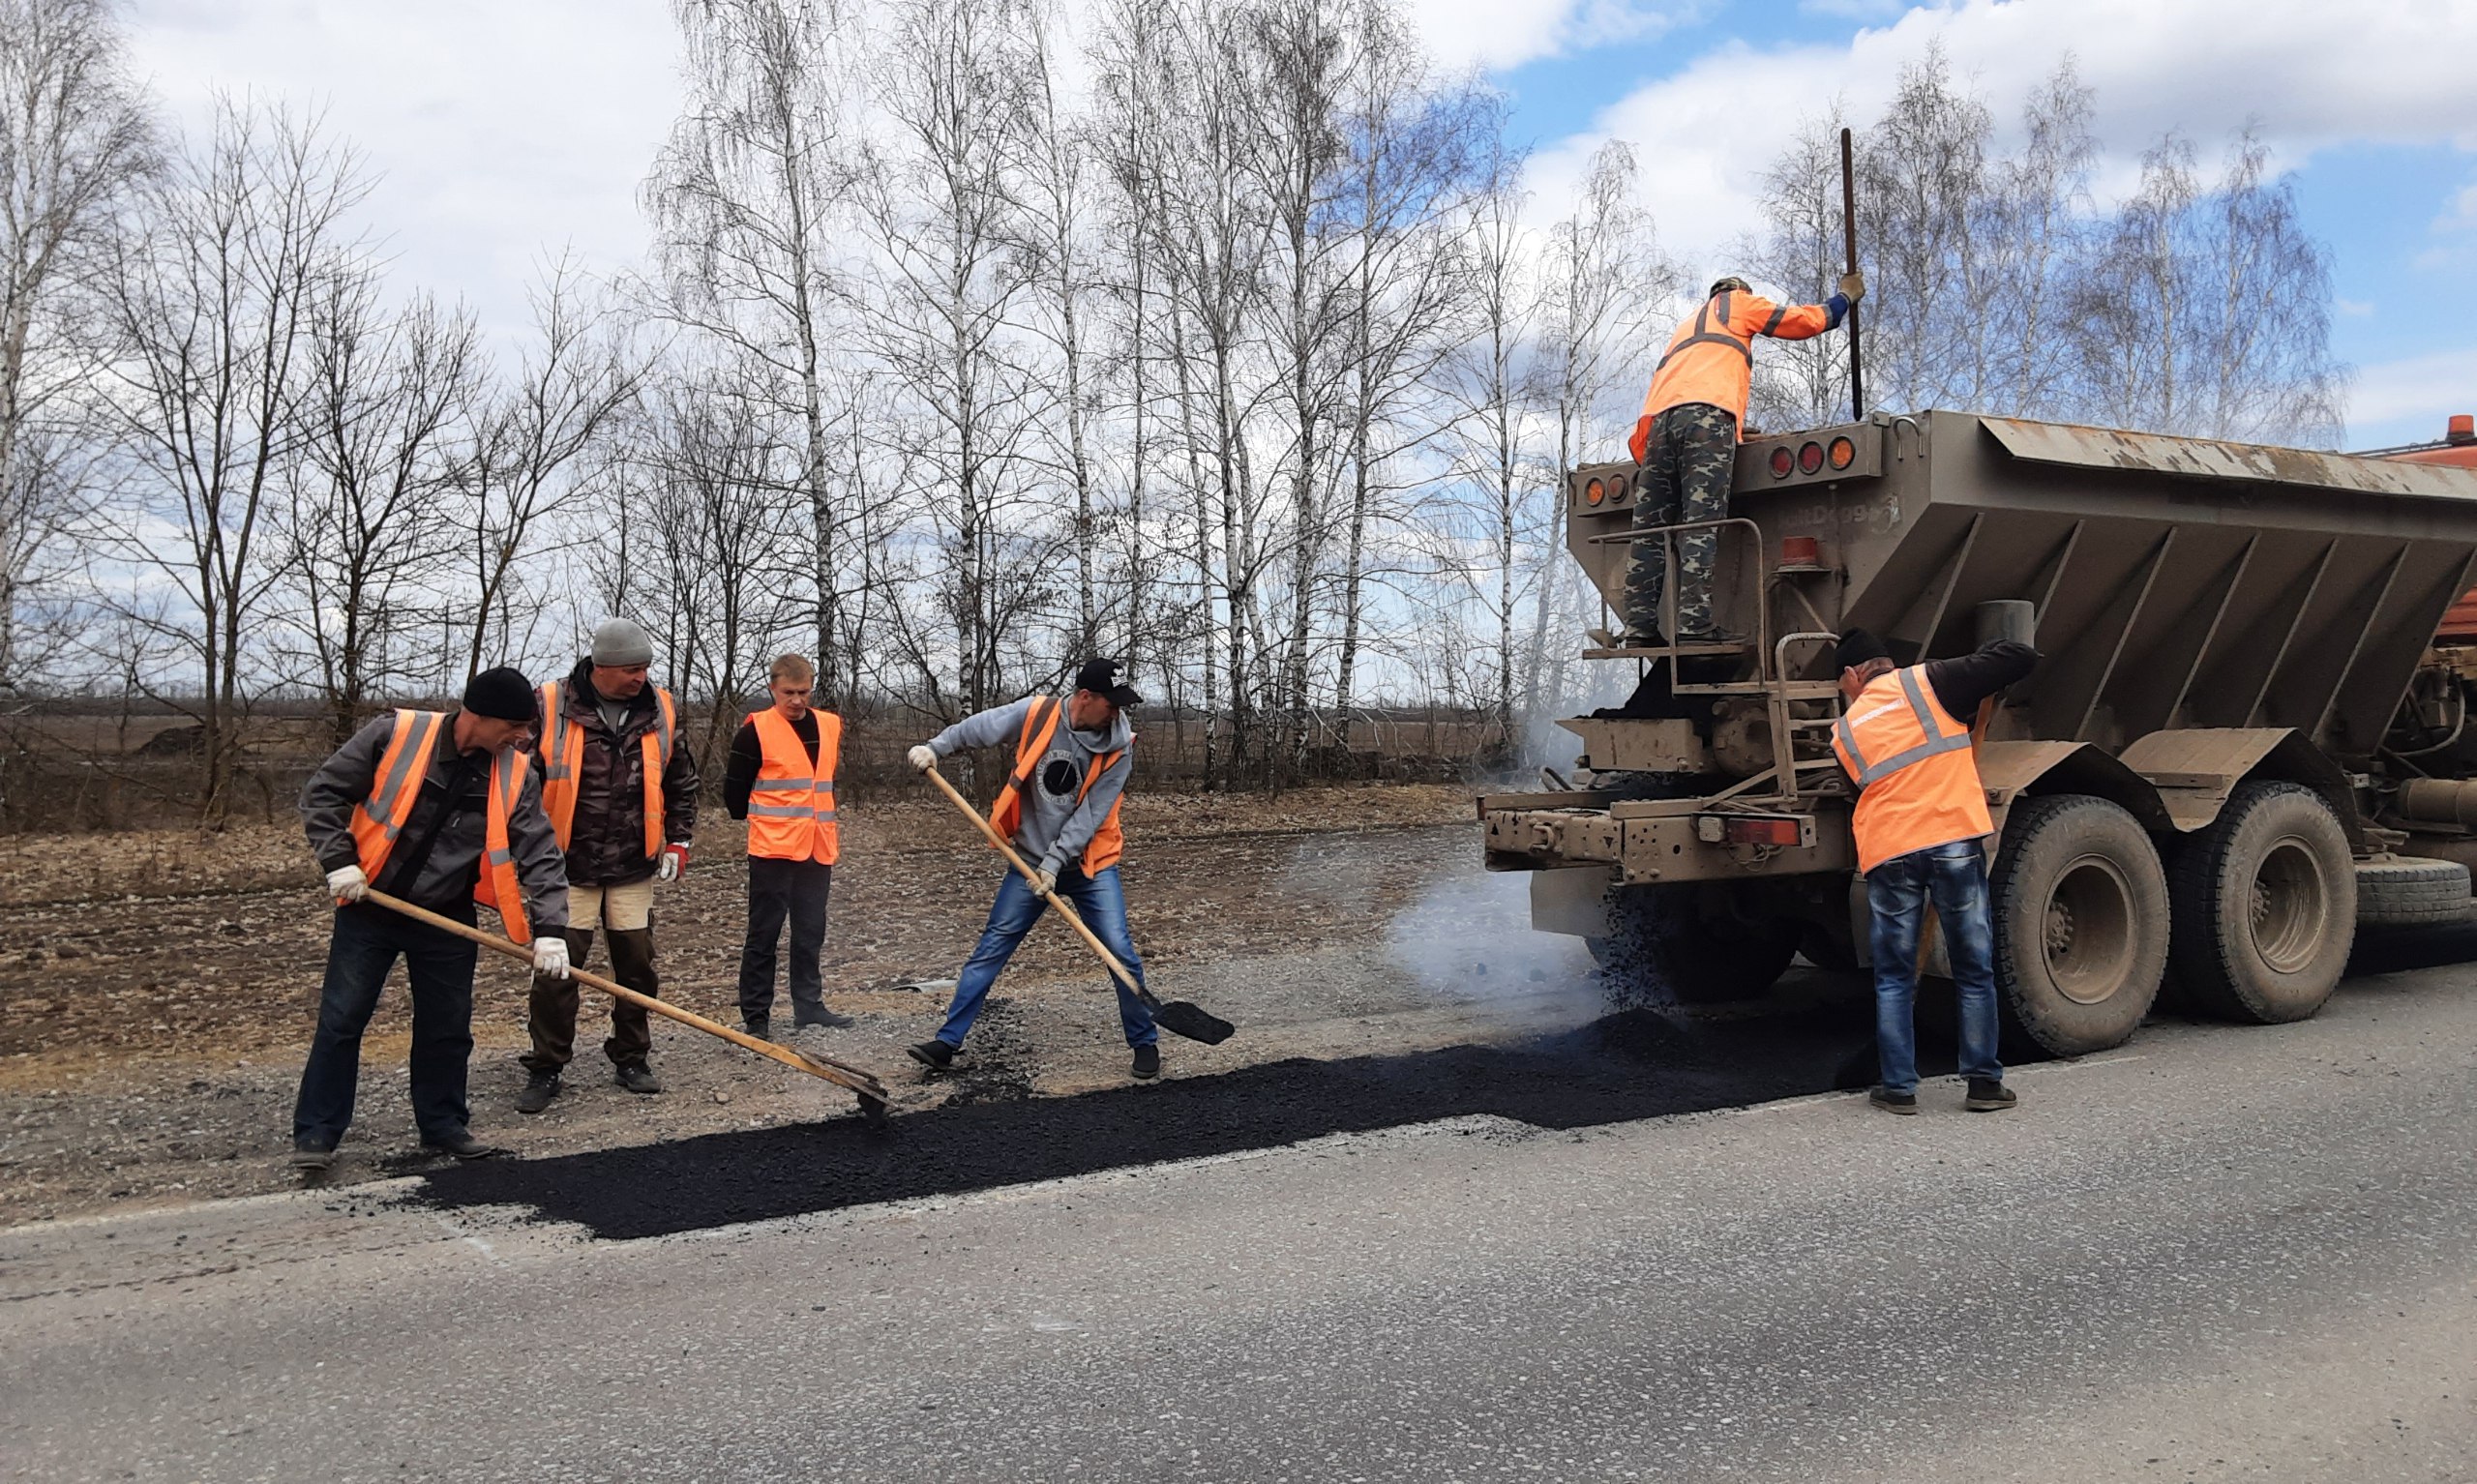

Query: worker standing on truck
[515,618,701,1113]
[903,658,1158,1082]
[1619,274,1864,646]
[1831,629,2037,1115]
[293,667,571,1168]
[724,653,851,1040]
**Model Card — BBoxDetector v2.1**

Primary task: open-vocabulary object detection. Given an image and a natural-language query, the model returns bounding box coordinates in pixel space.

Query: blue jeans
[938,865,1155,1050]
[1867,840,2004,1094]
[293,902,481,1146]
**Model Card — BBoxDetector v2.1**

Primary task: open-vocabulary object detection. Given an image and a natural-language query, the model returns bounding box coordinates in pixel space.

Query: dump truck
[1482,409,2477,1055]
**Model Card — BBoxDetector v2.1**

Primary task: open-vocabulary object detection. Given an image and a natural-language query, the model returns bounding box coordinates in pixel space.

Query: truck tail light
[1828,435,1856,469]
[1798,441,1825,474]
[1779,535,1821,567]
[1723,817,1803,846]
[1769,446,1794,479]
[1584,476,1605,505]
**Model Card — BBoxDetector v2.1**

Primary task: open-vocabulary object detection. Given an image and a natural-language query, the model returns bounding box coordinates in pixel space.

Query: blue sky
[126,0,2477,450]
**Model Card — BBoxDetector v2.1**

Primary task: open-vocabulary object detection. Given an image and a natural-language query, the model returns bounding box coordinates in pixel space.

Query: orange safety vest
[745,706,841,864]
[988,696,1127,874]
[535,679,677,858]
[1831,666,1994,876]
[345,709,537,944]
[1628,289,1838,460]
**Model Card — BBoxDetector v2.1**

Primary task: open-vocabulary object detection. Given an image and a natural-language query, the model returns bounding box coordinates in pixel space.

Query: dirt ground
[0,784,1489,1226]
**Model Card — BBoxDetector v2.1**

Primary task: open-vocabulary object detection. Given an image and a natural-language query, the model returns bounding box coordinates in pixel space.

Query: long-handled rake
[363,888,892,1126]
[919,765,1235,1046]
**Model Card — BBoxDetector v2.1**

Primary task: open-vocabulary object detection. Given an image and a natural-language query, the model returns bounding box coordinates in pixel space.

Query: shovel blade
[1153,999,1235,1046]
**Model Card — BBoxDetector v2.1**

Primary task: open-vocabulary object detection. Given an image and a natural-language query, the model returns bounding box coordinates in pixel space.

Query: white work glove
[325,865,369,903]
[908,744,940,772]
[532,935,572,980]
[1838,269,1865,305]
[1027,866,1057,897]
[655,844,688,882]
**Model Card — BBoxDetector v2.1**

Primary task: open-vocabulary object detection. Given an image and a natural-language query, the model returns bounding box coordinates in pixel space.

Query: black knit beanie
[1835,629,1891,671]
[463,666,537,723]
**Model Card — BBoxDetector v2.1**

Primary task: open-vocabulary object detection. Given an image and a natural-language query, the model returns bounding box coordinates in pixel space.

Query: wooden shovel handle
[917,763,1149,998]
[358,888,886,1099]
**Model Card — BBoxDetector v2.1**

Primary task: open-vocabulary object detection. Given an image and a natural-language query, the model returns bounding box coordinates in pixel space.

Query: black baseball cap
[1072,657,1144,711]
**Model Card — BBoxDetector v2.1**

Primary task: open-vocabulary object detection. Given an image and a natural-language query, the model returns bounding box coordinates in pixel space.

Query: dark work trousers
[292,901,481,1147]
[736,856,831,1021]
[521,928,659,1074]
[1622,401,1739,638]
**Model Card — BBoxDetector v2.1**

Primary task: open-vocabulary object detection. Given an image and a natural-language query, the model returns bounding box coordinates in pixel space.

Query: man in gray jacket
[904,658,1159,1080]
[293,667,571,1167]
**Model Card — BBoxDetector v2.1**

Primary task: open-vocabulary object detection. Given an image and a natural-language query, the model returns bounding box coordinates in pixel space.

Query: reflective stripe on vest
[471,747,536,945]
[746,707,841,864]
[1831,666,1994,875]
[348,710,534,942]
[537,681,676,860]
[987,696,1129,874]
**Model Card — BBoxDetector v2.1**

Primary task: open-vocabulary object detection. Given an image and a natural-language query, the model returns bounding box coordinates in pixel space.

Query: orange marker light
[1829,435,1856,470]
[1584,477,1605,506]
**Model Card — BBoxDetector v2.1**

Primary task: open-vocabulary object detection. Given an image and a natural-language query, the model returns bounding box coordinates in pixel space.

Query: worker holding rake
[905,658,1162,1081]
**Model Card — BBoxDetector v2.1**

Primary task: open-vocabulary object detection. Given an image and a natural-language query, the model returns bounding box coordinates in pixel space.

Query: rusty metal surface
[1982,417,2477,501]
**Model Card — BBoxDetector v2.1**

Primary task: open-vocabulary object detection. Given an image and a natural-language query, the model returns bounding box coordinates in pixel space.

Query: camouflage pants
[1621,402,1738,638]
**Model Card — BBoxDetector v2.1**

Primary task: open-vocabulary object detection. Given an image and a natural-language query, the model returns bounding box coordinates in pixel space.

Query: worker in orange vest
[1831,628,2037,1115]
[516,618,701,1113]
[293,666,571,1169]
[1618,273,1863,647]
[723,652,848,1039]
[903,658,1156,1081]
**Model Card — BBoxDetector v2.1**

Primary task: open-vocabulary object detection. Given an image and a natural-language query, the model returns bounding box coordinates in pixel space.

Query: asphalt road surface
[5,940,2474,1482]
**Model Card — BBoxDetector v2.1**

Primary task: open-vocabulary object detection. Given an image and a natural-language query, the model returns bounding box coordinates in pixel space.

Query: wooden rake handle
[917,763,1151,1001]
[360,888,887,1100]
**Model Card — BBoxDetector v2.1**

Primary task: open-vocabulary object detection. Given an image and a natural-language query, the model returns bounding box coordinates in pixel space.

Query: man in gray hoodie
[904,658,1159,1080]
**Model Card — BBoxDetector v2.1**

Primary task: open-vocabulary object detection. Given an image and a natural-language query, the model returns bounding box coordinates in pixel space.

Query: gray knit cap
[589,617,654,668]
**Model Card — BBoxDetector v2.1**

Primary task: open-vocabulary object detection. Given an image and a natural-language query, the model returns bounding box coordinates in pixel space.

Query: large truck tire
[1588,883,1798,1006]
[2352,855,2473,929]
[1988,794,2169,1055]
[2166,782,2356,1024]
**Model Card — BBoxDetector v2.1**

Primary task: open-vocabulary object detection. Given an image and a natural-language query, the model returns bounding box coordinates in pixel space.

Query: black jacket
[1921,640,2040,720]
[533,659,701,887]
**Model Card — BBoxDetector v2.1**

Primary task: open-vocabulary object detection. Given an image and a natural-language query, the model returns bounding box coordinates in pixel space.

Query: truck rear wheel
[1588,884,1797,1006]
[2167,782,2355,1024]
[1989,794,2169,1054]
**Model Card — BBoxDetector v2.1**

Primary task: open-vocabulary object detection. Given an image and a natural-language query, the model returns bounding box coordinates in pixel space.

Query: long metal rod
[1840,126,1865,422]
[359,888,887,1100]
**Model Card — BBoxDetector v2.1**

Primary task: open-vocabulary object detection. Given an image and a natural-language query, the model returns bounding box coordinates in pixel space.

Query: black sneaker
[794,1006,855,1029]
[1674,626,1747,647]
[613,1060,663,1095]
[514,1071,561,1114]
[290,1139,337,1171]
[907,1039,955,1071]
[743,1016,773,1041]
[1965,1079,2018,1113]
[421,1129,507,1161]
[1869,1087,1919,1115]
[1612,627,1668,650]
[1131,1044,1160,1082]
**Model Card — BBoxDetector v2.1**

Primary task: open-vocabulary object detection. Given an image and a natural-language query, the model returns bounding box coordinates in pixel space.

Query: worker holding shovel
[292,667,572,1168]
[905,659,1163,1081]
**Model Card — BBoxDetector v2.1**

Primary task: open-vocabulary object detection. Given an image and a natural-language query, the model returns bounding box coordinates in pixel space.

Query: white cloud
[125,0,681,344]
[2348,348,2477,434]
[1526,0,2477,275]
[1403,0,1697,74]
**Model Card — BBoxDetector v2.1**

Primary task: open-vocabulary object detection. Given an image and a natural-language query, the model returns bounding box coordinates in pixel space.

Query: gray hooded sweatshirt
[927,696,1134,878]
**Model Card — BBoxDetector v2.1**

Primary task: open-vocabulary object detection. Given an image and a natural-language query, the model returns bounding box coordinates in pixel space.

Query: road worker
[1619,273,1865,646]
[1831,628,2038,1115]
[293,667,570,1167]
[904,658,1158,1081]
[724,653,849,1039]
[515,618,700,1113]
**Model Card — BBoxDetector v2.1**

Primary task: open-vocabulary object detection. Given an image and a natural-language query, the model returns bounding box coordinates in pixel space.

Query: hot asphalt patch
[413,994,1971,1240]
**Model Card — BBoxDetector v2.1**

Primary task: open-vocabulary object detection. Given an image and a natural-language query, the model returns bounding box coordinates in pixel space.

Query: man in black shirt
[725,653,851,1037]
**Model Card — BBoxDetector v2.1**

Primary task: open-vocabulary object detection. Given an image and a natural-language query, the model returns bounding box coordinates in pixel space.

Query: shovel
[361,887,892,1127]
[919,764,1236,1046]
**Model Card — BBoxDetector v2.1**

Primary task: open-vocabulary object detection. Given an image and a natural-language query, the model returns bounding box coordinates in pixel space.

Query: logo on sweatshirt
[1041,756,1082,797]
